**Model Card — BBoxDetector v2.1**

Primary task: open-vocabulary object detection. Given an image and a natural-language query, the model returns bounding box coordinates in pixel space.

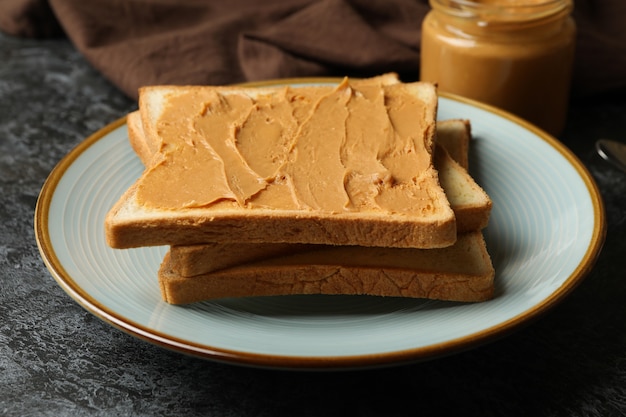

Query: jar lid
[430,0,573,22]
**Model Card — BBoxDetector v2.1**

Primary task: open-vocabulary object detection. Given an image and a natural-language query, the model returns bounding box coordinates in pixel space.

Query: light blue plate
[35,79,605,369]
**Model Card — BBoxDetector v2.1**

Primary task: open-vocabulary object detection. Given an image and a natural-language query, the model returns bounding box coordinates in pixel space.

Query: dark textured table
[2,31,626,416]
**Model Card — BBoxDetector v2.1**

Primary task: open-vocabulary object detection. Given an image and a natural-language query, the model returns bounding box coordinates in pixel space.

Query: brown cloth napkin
[1,0,625,100]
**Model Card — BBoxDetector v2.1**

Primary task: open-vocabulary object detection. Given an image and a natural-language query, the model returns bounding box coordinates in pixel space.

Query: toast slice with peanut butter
[127,115,492,276]
[106,79,458,250]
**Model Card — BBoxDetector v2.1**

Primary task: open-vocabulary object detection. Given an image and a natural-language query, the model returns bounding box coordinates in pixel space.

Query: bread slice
[166,242,316,278]
[157,231,494,304]
[106,80,457,249]
[127,110,152,166]
[126,78,491,247]
[434,143,491,232]
[436,119,471,170]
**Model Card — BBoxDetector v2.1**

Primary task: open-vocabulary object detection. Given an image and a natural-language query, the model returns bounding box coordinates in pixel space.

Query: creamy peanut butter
[420,0,575,136]
[136,79,438,215]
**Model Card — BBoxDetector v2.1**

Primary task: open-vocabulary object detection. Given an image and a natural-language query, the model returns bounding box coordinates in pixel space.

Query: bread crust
[108,81,458,249]
[127,111,152,165]
[436,119,471,169]
[105,186,457,248]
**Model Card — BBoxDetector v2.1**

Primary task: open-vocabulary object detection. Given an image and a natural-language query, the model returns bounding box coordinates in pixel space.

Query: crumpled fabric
[1,0,624,99]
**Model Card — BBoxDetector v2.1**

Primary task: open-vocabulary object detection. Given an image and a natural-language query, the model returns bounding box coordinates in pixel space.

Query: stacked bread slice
[106,75,494,304]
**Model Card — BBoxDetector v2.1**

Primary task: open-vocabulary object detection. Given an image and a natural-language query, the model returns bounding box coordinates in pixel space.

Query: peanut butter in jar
[420,0,576,136]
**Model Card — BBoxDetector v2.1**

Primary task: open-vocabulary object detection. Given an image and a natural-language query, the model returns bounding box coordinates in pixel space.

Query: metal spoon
[595,139,626,174]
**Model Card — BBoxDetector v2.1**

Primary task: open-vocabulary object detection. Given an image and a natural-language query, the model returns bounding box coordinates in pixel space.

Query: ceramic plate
[35,79,605,369]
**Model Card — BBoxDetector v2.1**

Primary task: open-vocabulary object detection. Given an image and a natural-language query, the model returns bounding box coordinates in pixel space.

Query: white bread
[127,110,151,166]
[436,119,471,170]
[106,80,458,250]
[434,143,491,232]
[158,231,495,304]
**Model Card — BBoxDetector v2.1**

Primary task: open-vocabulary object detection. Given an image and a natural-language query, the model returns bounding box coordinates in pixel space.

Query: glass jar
[420,0,576,136]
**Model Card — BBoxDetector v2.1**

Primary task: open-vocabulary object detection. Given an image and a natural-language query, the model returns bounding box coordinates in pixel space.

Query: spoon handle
[596,139,626,174]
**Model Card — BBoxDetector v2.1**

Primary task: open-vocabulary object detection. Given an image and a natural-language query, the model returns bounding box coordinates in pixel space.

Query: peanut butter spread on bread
[136,78,440,214]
